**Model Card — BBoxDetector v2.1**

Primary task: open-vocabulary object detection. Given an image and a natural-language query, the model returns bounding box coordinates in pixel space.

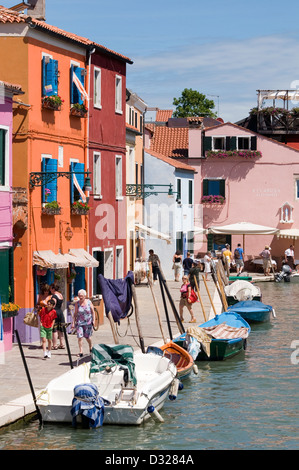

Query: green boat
[174,312,251,361]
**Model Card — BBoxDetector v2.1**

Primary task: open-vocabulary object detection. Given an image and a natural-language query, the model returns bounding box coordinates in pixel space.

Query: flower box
[1,303,20,319]
[71,201,90,215]
[201,195,225,204]
[206,150,261,159]
[42,201,61,215]
[70,105,88,117]
[42,95,63,111]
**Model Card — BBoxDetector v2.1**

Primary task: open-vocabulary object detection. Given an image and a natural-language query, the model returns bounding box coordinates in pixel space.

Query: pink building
[191,122,299,266]
[0,80,24,352]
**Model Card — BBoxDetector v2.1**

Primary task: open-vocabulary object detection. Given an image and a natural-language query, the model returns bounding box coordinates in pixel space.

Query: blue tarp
[71,383,106,428]
[98,271,134,324]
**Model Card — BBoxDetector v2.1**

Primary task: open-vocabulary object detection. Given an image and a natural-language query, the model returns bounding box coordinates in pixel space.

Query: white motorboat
[36,345,177,426]
[224,280,262,306]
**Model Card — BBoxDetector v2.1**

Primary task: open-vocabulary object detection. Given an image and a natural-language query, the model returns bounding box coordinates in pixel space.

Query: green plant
[71,103,87,113]
[44,201,60,209]
[1,302,20,312]
[43,95,64,107]
[71,201,90,211]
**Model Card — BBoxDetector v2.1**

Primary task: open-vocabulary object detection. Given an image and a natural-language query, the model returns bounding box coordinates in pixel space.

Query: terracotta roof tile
[145,148,196,172]
[156,109,173,122]
[0,5,132,63]
[0,80,23,93]
[151,126,189,158]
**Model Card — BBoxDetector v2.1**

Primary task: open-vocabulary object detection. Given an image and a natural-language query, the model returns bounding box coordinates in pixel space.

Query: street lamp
[29,171,92,191]
[126,183,179,200]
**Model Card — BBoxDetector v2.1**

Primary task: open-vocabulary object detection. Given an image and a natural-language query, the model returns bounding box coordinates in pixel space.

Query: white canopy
[64,249,99,268]
[193,226,209,235]
[135,223,171,244]
[258,90,299,109]
[33,250,69,269]
[209,222,279,235]
[277,229,299,240]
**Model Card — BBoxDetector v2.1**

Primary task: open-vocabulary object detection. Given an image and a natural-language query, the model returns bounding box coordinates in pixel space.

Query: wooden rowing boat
[160,341,195,380]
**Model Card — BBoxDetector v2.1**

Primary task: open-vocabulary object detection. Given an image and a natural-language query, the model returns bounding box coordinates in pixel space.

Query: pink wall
[193,123,299,261]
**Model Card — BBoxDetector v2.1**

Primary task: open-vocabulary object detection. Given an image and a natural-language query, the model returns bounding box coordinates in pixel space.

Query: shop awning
[33,250,69,269]
[193,226,209,235]
[135,223,171,244]
[64,248,99,268]
[277,228,299,240]
[209,222,279,235]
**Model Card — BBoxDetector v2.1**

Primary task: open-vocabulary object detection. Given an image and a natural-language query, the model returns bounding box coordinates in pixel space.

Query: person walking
[183,252,193,276]
[203,251,212,280]
[72,289,96,357]
[189,260,201,290]
[148,249,160,284]
[234,243,245,276]
[284,245,295,270]
[179,275,196,323]
[172,250,182,281]
[259,245,271,276]
[222,245,232,276]
[39,298,57,359]
[50,282,65,350]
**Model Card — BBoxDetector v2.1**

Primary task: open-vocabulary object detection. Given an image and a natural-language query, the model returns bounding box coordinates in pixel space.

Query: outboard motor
[275,263,292,283]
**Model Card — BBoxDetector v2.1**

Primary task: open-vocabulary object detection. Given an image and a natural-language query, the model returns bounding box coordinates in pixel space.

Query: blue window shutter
[71,66,85,105]
[70,161,84,203]
[74,267,85,293]
[42,57,58,97]
[42,158,57,203]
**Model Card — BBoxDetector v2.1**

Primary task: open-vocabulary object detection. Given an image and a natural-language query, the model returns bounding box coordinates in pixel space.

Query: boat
[36,344,177,426]
[224,280,262,306]
[174,311,251,361]
[148,341,196,380]
[228,300,274,323]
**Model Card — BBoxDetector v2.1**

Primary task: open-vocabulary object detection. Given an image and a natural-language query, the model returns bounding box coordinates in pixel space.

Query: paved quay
[0,272,268,428]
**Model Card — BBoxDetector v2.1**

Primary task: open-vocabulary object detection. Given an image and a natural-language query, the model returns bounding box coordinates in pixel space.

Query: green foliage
[173,88,216,118]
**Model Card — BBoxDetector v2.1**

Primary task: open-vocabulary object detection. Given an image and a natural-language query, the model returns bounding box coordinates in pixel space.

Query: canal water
[0,281,298,451]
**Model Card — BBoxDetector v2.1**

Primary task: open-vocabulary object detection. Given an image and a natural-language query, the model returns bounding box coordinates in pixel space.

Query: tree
[173,88,216,118]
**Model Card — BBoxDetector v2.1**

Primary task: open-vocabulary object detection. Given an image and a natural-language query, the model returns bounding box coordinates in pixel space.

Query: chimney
[27,0,46,21]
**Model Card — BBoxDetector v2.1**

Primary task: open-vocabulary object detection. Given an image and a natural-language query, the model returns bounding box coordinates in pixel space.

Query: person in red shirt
[39,298,57,359]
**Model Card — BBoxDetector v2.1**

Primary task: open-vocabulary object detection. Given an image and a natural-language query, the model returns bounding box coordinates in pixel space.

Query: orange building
[0,6,97,341]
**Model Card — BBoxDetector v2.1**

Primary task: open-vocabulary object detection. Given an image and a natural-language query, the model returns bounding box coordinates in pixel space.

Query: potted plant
[67,270,76,283]
[201,195,225,204]
[54,272,61,281]
[42,95,64,111]
[36,266,47,276]
[42,201,61,215]
[71,200,90,215]
[70,103,88,117]
[1,302,20,319]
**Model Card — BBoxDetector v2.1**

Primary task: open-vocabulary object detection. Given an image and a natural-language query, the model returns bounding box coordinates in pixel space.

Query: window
[296,179,299,199]
[176,178,182,203]
[188,180,193,205]
[0,127,8,187]
[237,136,250,150]
[213,137,225,150]
[115,75,122,114]
[42,55,58,97]
[41,156,57,203]
[94,67,101,108]
[203,179,225,197]
[93,152,101,197]
[71,64,86,105]
[116,246,124,279]
[115,155,122,199]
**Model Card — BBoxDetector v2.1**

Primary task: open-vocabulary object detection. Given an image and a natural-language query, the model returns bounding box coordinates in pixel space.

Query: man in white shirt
[284,245,295,270]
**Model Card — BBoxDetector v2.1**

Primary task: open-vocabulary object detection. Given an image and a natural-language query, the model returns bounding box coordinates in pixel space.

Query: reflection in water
[0,282,298,450]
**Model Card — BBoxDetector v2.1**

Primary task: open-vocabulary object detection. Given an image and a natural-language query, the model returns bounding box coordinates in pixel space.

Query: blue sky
[2,0,299,121]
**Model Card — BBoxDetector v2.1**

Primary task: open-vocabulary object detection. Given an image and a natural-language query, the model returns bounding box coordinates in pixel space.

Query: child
[179,275,196,323]
[39,298,57,359]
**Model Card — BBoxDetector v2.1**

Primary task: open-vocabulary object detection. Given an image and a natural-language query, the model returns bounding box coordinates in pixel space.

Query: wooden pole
[158,272,173,340]
[193,276,207,322]
[149,278,167,343]
[202,275,217,317]
[107,312,119,344]
[217,270,228,311]
[131,283,145,353]
[158,268,184,334]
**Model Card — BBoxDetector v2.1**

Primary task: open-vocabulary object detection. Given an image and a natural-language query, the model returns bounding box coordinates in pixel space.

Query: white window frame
[212,136,225,151]
[115,155,123,199]
[93,151,102,198]
[0,125,9,190]
[115,245,124,279]
[94,66,102,109]
[115,75,122,114]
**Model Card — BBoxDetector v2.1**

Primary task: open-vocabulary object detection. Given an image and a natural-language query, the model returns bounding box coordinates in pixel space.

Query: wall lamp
[126,183,180,201]
[29,171,92,191]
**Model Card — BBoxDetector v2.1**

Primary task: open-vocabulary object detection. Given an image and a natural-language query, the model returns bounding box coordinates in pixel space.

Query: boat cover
[225,280,261,301]
[202,323,249,339]
[90,344,137,386]
[98,271,134,324]
[71,383,106,428]
[228,300,272,313]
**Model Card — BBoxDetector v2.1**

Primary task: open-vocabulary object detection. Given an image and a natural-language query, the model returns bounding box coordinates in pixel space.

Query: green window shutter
[251,136,257,150]
[226,136,231,150]
[207,234,213,251]
[188,180,193,204]
[219,179,225,197]
[203,136,212,152]
[202,179,209,196]
[230,136,237,150]
[0,250,9,303]
[176,178,181,201]
[0,129,5,185]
